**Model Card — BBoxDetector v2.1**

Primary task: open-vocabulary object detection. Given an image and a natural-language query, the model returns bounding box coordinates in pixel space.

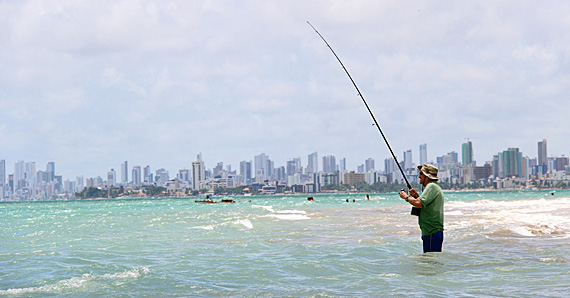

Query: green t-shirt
[417,181,444,236]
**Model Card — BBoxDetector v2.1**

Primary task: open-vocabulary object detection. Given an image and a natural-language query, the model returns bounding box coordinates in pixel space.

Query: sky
[1,0,569,179]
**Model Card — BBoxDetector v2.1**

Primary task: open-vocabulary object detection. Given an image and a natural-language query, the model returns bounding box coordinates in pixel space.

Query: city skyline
[2,1,570,180]
[1,138,565,185]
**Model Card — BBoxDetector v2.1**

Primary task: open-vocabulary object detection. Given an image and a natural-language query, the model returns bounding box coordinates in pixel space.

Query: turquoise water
[1,191,569,297]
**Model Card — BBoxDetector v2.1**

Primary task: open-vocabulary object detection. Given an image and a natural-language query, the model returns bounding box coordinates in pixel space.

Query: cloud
[1,0,569,178]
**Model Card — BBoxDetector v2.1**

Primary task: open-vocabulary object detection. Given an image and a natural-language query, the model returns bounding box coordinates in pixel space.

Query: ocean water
[1,190,569,297]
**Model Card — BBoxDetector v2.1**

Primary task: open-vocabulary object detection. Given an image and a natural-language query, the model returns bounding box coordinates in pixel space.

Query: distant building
[499,148,523,178]
[121,161,128,184]
[385,158,396,175]
[419,144,428,165]
[555,157,569,172]
[322,155,336,174]
[365,158,375,172]
[339,157,346,173]
[461,164,492,184]
[47,162,55,182]
[344,171,365,185]
[107,169,116,187]
[240,160,252,184]
[144,165,152,183]
[538,139,547,166]
[254,153,269,180]
[307,152,318,174]
[0,160,5,199]
[132,166,142,186]
[213,162,223,177]
[192,158,205,190]
[462,141,474,166]
[404,150,413,170]
[178,169,190,183]
[155,168,169,185]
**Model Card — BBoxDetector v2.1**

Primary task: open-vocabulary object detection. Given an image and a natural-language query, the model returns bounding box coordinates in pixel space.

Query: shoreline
[1,188,565,203]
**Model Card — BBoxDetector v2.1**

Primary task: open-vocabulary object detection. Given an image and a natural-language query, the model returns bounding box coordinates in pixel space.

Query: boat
[195,199,216,204]
[195,195,216,204]
[220,199,235,203]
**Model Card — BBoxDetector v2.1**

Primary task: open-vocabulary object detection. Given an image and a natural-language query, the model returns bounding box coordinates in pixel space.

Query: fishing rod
[307,21,412,190]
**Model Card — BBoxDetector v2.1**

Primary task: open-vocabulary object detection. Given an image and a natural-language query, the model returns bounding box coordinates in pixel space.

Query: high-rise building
[0,160,5,199]
[213,162,223,177]
[155,168,169,185]
[178,169,190,182]
[76,176,84,191]
[385,158,396,174]
[107,169,116,187]
[25,162,36,194]
[339,158,346,173]
[322,155,336,173]
[240,160,252,184]
[419,144,427,165]
[192,158,205,190]
[365,158,375,172]
[254,153,269,178]
[286,159,297,176]
[132,166,142,186]
[47,162,55,182]
[555,157,569,172]
[143,165,152,183]
[307,152,318,174]
[499,148,523,178]
[404,150,413,170]
[121,161,128,184]
[266,159,274,180]
[538,139,547,166]
[462,141,474,166]
[14,160,25,190]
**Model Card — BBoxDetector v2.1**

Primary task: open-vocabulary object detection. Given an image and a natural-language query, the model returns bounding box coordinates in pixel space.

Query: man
[399,164,444,253]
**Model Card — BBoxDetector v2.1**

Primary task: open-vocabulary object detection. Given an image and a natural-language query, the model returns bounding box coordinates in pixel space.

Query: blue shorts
[422,231,443,253]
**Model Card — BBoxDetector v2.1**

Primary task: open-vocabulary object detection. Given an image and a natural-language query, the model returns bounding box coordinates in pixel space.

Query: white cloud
[1,0,569,177]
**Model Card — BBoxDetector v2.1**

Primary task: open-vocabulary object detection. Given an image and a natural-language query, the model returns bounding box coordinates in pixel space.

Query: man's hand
[409,188,419,198]
[399,190,408,200]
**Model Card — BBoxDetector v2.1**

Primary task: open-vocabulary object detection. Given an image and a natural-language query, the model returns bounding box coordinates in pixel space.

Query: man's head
[417,164,439,185]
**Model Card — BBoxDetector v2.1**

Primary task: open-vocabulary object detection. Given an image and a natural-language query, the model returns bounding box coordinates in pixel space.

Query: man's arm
[399,189,423,208]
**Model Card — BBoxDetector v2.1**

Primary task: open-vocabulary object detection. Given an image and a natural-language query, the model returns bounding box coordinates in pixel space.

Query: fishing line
[307,21,412,189]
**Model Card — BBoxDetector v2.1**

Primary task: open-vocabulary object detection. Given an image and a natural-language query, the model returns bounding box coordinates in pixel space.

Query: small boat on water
[195,195,236,204]
[195,199,216,203]
[195,195,216,204]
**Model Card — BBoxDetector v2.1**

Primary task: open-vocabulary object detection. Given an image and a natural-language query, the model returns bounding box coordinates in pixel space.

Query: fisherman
[399,164,444,253]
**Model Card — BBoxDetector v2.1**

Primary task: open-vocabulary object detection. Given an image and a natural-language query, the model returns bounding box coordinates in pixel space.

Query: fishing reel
[401,188,421,217]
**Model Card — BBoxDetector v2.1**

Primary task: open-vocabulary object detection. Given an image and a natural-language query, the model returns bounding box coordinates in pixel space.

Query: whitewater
[1,190,569,297]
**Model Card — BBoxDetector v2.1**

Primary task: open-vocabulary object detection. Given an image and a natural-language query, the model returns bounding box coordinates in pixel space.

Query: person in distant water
[307,197,314,201]
[399,164,444,253]
[366,194,370,200]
